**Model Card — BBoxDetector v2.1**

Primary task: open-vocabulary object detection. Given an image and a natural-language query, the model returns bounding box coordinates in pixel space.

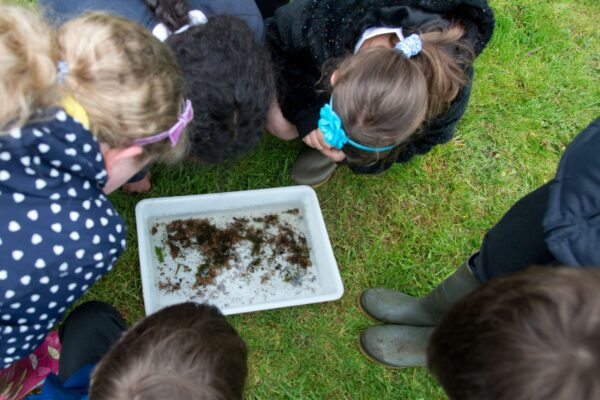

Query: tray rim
[135,185,344,315]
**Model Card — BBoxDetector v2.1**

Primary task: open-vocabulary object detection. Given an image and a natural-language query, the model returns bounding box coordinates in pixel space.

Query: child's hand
[302,128,330,151]
[320,147,346,162]
[122,172,152,193]
[303,128,346,162]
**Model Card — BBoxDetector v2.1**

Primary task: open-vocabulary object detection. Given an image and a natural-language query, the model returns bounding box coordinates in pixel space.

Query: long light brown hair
[330,22,474,167]
[0,6,58,133]
[0,5,186,163]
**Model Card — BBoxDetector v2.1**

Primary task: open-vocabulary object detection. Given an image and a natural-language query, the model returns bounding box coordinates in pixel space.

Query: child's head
[327,22,473,167]
[57,12,187,164]
[0,6,187,165]
[89,303,248,400]
[427,267,600,400]
[166,15,275,164]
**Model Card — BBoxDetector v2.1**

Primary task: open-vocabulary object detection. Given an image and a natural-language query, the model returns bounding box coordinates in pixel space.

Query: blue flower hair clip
[318,98,397,153]
[395,34,422,58]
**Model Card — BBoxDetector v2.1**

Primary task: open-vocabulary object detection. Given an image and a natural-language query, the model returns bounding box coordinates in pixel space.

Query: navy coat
[544,118,600,267]
[0,109,126,368]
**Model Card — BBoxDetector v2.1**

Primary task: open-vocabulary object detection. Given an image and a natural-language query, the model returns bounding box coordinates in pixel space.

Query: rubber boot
[358,255,481,326]
[358,325,434,369]
[291,148,337,187]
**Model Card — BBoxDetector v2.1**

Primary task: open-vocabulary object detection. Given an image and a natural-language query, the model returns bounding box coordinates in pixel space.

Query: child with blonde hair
[0,4,190,386]
[42,0,275,192]
[264,0,494,185]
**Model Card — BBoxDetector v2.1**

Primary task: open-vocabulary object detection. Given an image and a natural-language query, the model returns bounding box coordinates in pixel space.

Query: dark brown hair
[427,267,600,400]
[331,22,473,167]
[89,303,248,400]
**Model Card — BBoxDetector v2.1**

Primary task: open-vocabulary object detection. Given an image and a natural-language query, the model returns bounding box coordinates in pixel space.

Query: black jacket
[544,118,600,267]
[266,0,494,174]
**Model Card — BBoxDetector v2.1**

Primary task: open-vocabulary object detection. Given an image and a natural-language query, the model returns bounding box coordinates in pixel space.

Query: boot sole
[308,172,333,188]
[292,165,335,187]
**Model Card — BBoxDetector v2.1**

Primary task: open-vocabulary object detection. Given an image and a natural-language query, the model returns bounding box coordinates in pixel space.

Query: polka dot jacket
[0,109,126,368]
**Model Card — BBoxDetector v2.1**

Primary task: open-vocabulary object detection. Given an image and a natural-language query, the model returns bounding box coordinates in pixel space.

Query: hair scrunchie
[395,34,422,58]
[56,61,69,83]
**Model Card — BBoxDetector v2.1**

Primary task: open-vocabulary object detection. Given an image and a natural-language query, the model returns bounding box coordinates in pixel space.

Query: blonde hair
[0,5,186,163]
[331,22,474,167]
[0,6,58,133]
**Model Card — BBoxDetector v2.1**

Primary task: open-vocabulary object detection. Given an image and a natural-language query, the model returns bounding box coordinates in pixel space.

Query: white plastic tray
[135,186,344,315]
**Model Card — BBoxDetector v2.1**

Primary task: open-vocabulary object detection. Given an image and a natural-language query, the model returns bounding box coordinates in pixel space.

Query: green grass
[15,0,600,397]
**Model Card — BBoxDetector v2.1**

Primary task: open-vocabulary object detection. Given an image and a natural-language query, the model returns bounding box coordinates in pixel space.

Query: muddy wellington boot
[357,256,481,369]
[358,325,434,369]
[358,255,481,326]
[291,148,337,187]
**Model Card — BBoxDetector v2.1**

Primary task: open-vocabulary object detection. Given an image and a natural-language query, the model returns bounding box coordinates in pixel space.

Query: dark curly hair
[150,2,274,164]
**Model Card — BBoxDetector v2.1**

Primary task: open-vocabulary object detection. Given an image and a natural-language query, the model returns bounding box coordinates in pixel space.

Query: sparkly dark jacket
[266,0,494,174]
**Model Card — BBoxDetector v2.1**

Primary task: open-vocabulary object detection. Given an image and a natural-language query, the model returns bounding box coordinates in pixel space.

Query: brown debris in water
[158,209,311,290]
[253,213,279,227]
[158,278,181,293]
[268,225,312,272]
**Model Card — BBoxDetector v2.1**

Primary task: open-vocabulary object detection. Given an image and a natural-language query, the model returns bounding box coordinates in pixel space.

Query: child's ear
[101,144,144,168]
[100,144,147,194]
[330,71,338,86]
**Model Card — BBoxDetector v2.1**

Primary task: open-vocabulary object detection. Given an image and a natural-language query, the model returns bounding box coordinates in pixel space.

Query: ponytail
[145,0,190,31]
[0,6,185,163]
[0,6,59,132]
[328,22,474,169]
[413,22,474,118]
[57,12,186,163]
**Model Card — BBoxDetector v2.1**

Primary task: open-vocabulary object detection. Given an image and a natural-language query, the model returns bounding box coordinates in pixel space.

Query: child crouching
[0,4,188,372]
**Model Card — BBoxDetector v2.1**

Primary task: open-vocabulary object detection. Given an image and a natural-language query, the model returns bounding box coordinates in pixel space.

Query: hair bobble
[395,34,422,58]
[56,61,69,83]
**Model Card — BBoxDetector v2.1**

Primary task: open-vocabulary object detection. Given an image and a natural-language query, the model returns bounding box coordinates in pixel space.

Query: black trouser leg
[255,0,289,19]
[471,182,556,282]
[58,301,127,383]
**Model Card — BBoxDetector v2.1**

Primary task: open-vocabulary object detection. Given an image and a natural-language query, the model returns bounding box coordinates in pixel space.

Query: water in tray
[148,205,322,309]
